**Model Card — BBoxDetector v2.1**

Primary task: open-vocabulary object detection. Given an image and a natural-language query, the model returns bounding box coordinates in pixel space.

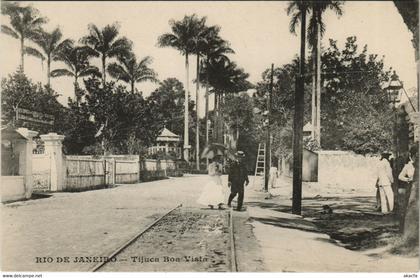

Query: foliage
[63,78,162,155]
[394,0,419,51]
[146,78,195,141]
[223,93,260,171]
[257,36,393,156]
[80,22,132,84]
[1,2,47,70]
[157,14,205,57]
[51,42,101,92]
[30,27,73,84]
[108,51,158,93]
[1,70,65,134]
[321,36,392,153]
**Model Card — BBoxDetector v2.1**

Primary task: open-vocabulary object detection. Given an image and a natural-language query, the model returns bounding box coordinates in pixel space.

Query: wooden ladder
[253,143,266,187]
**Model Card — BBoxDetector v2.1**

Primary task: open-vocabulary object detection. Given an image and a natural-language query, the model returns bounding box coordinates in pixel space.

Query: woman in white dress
[197,155,225,209]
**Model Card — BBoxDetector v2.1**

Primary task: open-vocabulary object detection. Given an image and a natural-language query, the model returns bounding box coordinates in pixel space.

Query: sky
[0,1,417,118]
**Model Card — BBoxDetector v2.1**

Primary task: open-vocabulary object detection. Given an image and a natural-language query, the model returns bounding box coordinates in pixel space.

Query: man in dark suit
[227,151,249,211]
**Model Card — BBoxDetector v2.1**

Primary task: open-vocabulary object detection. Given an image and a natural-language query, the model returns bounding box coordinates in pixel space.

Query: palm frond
[24,46,45,60]
[79,66,102,78]
[108,37,132,57]
[107,62,130,82]
[1,24,19,39]
[102,22,120,46]
[157,33,180,49]
[289,12,301,34]
[51,68,74,77]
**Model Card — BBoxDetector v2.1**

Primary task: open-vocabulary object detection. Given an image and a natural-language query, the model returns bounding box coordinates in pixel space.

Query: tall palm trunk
[219,93,224,144]
[183,53,190,163]
[20,37,24,72]
[102,55,106,85]
[213,92,218,143]
[311,36,317,140]
[131,80,135,94]
[316,17,322,146]
[47,57,51,87]
[195,54,200,170]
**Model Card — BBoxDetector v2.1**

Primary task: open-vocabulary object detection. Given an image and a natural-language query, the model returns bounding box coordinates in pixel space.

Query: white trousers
[379,185,394,214]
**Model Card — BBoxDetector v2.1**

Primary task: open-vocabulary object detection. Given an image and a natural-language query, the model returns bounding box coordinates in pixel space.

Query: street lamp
[386,71,402,107]
[385,70,403,219]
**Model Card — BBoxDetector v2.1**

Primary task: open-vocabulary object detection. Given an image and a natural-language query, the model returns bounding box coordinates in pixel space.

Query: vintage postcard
[1,0,419,276]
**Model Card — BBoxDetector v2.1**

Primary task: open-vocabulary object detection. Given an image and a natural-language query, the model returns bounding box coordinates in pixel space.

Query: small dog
[321,205,333,214]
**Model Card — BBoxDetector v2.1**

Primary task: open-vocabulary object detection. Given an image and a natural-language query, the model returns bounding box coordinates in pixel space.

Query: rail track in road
[90,204,238,272]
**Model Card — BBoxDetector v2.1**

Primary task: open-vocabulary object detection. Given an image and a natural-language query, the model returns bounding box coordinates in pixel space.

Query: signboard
[16,108,54,126]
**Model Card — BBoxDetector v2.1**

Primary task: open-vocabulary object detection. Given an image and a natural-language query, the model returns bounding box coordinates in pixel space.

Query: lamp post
[386,70,402,218]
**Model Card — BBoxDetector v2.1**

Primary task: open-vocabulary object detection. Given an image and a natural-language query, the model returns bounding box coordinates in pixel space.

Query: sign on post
[16,108,54,126]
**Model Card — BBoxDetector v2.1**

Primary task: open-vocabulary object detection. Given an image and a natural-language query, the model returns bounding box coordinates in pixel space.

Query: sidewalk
[243,176,419,272]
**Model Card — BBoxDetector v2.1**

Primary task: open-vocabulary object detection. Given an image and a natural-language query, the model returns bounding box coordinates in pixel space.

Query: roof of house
[156,128,180,142]
[1,126,27,141]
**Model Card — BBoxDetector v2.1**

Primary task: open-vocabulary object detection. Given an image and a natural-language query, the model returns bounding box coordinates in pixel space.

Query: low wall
[318,151,379,189]
[1,176,26,202]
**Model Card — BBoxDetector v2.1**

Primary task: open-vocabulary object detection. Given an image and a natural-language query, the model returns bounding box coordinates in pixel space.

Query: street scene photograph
[0,0,419,275]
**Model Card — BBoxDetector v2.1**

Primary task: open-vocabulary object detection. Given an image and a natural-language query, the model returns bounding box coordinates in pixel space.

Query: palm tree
[287,0,343,156]
[158,14,205,163]
[1,2,47,72]
[80,22,132,85]
[50,42,101,95]
[201,59,251,144]
[201,35,234,155]
[108,51,158,94]
[192,21,223,169]
[30,27,73,86]
[307,1,343,145]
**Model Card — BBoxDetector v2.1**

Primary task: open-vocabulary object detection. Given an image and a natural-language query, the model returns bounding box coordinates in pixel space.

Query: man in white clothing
[375,152,394,214]
[268,166,278,188]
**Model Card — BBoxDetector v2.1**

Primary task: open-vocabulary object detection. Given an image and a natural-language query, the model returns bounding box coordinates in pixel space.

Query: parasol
[201,143,226,159]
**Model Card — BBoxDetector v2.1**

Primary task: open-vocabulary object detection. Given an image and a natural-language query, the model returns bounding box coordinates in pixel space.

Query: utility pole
[292,5,306,215]
[264,63,274,192]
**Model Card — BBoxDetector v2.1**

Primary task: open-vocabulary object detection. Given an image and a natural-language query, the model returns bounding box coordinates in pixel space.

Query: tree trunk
[131,80,135,94]
[316,15,322,146]
[292,6,306,215]
[311,32,317,140]
[219,93,225,144]
[183,53,190,163]
[20,37,24,72]
[47,57,51,87]
[102,55,106,85]
[214,92,218,143]
[195,54,200,170]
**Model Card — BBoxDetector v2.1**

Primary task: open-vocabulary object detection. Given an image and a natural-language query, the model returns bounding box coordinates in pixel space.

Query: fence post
[40,133,65,192]
[17,128,38,198]
[138,155,141,182]
[112,158,116,185]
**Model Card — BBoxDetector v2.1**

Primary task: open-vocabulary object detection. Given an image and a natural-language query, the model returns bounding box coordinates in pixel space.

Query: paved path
[1,176,207,271]
[245,177,419,272]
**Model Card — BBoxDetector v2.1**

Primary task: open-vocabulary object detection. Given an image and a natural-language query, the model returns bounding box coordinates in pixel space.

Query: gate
[32,153,51,191]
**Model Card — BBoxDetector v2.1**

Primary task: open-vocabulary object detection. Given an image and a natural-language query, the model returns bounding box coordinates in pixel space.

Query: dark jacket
[228,160,249,188]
